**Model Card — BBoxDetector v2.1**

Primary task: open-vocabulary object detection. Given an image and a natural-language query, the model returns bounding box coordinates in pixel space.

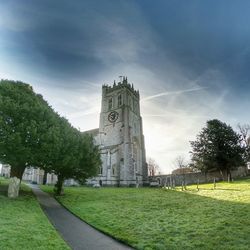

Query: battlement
[102,76,140,97]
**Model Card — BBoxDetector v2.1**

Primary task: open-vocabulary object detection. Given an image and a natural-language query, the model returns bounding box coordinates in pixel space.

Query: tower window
[128,96,132,108]
[134,101,138,113]
[112,164,116,175]
[108,98,113,110]
[118,94,122,106]
[99,166,103,175]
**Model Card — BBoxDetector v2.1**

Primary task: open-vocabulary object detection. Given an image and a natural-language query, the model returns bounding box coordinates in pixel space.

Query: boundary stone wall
[150,166,249,187]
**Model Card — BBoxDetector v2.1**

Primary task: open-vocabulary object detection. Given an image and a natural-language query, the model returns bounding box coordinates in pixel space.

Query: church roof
[82,128,99,137]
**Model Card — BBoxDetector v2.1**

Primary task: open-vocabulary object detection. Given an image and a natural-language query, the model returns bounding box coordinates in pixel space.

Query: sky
[1,0,250,173]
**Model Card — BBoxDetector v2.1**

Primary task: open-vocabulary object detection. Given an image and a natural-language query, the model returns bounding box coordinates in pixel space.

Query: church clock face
[108,111,119,123]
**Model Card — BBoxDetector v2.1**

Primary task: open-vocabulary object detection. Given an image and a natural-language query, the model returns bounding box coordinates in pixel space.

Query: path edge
[45,188,135,249]
[28,184,71,249]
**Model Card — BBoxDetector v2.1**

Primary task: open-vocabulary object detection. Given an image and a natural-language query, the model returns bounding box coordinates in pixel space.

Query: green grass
[0,178,69,250]
[42,179,250,250]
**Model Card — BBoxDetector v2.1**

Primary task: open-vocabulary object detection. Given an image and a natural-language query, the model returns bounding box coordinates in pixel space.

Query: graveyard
[40,178,250,250]
[1,1,250,249]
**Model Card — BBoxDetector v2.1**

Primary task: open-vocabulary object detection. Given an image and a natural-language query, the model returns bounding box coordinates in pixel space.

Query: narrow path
[30,185,133,250]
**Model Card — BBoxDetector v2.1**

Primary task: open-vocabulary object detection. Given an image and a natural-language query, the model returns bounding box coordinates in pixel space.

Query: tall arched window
[108,98,113,110]
[128,95,132,108]
[99,166,103,175]
[118,94,122,106]
[133,143,138,172]
[112,164,116,175]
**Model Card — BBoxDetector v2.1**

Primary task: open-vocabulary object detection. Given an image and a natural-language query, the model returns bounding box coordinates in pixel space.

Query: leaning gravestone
[8,177,20,198]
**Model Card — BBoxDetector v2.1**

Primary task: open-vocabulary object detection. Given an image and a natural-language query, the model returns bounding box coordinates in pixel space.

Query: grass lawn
[42,178,250,250]
[0,178,69,250]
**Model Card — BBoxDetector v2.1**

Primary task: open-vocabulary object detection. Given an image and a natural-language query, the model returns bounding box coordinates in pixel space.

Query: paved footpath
[30,185,133,250]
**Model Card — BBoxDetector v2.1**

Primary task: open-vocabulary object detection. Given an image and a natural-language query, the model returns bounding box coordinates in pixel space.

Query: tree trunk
[204,171,207,183]
[42,170,48,185]
[8,166,25,198]
[55,175,64,196]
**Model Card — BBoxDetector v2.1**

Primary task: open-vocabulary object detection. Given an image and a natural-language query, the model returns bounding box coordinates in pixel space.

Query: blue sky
[1,0,250,173]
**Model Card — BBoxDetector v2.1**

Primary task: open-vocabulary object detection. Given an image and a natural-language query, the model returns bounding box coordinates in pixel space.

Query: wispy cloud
[141,86,208,102]
[143,113,210,118]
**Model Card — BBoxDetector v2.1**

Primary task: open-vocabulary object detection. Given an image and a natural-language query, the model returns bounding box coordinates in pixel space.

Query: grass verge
[0,178,69,250]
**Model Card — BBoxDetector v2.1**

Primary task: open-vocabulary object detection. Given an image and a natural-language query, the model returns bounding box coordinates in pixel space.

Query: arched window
[128,96,132,108]
[108,98,113,110]
[99,166,103,175]
[112,164,116,175]
[134,101,138,113]
[118,94,122,106]
[133,144,138,172]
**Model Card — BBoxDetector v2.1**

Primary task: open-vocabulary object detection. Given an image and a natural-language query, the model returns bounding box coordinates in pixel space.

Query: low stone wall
[150,166,249,187]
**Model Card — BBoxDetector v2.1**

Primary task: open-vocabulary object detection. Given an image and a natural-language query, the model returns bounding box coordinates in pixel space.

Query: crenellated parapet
[102,76,140,97]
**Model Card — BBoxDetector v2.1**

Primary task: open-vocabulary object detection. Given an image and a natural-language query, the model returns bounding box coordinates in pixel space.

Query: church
[1,77,148,186]
[85,77,148,186]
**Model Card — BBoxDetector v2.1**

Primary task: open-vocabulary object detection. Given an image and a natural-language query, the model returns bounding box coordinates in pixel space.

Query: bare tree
[238,123,250,162]
[174,155,186,169]
[173,155,188,190]
[238,123,250,146]
[147,158,160,176]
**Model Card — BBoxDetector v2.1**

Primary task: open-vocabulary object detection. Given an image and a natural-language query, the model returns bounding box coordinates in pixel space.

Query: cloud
[141,86,208,102]
[1,0,250,174]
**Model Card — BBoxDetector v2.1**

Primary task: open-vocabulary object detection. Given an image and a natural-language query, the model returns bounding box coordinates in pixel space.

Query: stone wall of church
[94,79,147,187]
[0,164,10,178]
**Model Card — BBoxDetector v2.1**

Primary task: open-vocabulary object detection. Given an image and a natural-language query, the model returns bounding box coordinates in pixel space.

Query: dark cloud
[1,0,250,89]
[1,0,250,171]
[139,0,250,87]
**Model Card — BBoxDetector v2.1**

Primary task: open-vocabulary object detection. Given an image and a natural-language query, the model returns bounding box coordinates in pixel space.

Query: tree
[0,79,101,197]
[172,156,195,174]
[173,155,189,189]
[52,125,101,195]
[0,80,56,197]
[31,101,62,184]
[238,123,250,162]
[73,133,101,184]
[148,158,160,176]
[173,155,186,170]
[190,119,245,181]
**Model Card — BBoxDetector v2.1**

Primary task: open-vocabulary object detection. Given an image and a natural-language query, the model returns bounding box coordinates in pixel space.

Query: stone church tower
[95,77,148,186]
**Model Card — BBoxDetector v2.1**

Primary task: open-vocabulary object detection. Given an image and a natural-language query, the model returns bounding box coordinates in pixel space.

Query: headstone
[8,177,20,198]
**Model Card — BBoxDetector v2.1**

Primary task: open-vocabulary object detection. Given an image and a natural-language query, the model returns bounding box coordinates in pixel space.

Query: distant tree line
[0,79,101,198]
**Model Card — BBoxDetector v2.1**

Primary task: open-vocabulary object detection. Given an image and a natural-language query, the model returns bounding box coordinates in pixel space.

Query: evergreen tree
[52,125,101,195]
[190,119,245,180]
[0,79,101,197]
[0,80,55,197]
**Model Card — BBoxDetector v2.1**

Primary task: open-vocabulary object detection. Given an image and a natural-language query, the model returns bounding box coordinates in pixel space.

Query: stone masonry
[86,77,148,186]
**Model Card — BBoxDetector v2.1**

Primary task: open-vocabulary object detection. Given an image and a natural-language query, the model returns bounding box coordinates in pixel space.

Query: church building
[1,77,148,186]
[85,77,148,186]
